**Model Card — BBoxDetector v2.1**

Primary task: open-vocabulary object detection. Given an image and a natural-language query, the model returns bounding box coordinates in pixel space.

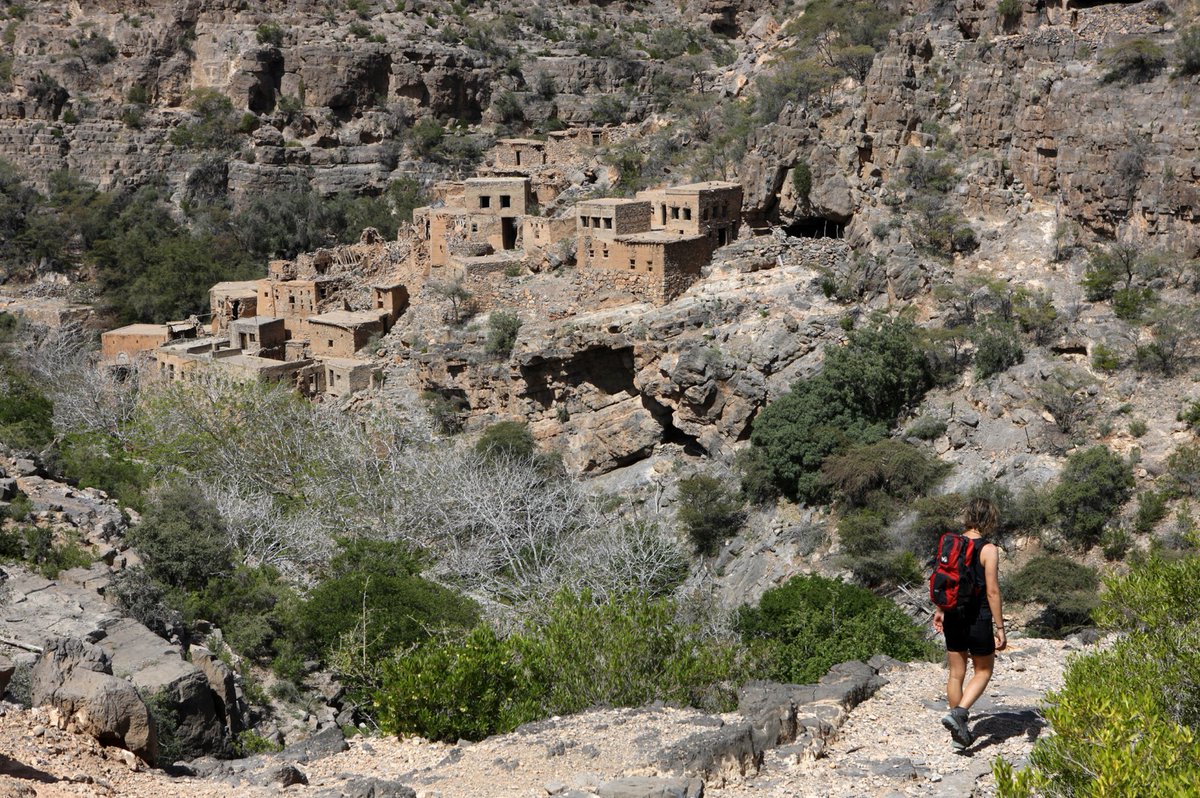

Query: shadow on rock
[966,710,1045,756]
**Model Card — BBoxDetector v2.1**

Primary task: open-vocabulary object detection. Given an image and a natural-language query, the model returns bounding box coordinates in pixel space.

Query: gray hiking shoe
[941,708,974,750]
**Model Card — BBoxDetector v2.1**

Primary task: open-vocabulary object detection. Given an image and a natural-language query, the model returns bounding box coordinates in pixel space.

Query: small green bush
[1101,38,1166,84]
[997,0,1022,21]
[373,591,740,742]
[1004,554,1099,635]
[905,416,947,441]
[109,567,182,639]
[0,361,54,451]
[792,161,812,202]
[676,474,745,555]
[295,538,478,664]
[996,555,1200,797]
[1133,489,1170,534]
[1167,443,1200,496]
[736,574,934,684]
[1128,418,1148,438]
[1177,26,1200,77]
[57,431,148,511]
[972,321,1024,379]
[1090,342,1121,372]
[1051,446,1134,548]
[255,22,284,46]
[475,420,535,461]
[908,493,966,553]
[127,484,232,591]
[734,447,779,505]
[1178,399,1200,431]
[837,509,885,557]
[821,439,949,508]
[485,310,522,358]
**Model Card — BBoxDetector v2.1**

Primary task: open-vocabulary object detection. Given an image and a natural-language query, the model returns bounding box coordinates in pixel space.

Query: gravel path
[0,637,1074,798]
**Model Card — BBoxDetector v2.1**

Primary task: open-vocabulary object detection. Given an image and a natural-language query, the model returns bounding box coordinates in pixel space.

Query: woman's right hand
[995,627,1008,651]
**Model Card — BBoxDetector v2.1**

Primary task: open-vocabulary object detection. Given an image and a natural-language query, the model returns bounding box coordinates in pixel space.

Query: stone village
[100,128,744,398]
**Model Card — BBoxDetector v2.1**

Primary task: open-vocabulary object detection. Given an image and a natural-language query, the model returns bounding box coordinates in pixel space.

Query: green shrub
[1101,38,1167,84]
[186,564,301,661]
[791,161,812,202]
[1134,489,1170,534]
[837,509,885,557]
[1179,399,1200,431]
[908,493,966,553]
[1090,342,1121,372]
[0,361,54,450]
[57,432,148,511]
[1050,446,1134,547]
[485,310,522,358]
[905,416,946,441]
[373,591,740,742]
[19,526,94,578]
[750,317,935,503]
[295,538,478,664]
[109,567,182,638]
[421,390,466,434]
[676,474,745,556]
[736,574,934,684]
[1004,554,1099,635]
[997,0,1022,21]
[821,439,948,509]
[972,321,1024,379]
[1177,26,1200,77]
[734,447,779,505]
[1167,443,1200,496]
[169,89,243,151]
[996,556,1200,797]
[127,484,232,591]
[255,22,284,46]
[1127,418,1148,438]
[1112,286,1156,321]
[475,420,535,461]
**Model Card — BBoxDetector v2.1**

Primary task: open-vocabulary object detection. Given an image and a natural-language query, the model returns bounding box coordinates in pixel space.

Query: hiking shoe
[941,709,974,750]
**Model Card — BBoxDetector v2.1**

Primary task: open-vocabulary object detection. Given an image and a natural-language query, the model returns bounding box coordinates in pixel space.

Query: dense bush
[0,359,54,450]
[372,590,741,742]
[907,493,966,553]
[127,484,233,591]
[169,89,244,151]
[750,317,935,503]
[972,321,1024,379]
[904,415,946,441]
[1004,554,1099,635]
[996,556,1200,796]
[676,474,745,555]
[1133,489,1170,534]
[1179,399,1200,431]
[1167,443,1200,497]
[1101,38,1167,84]
[56,431,148,511]
[485,310,522,358]
[295,538,479,665]
[1050,446,1134,547]
[475,420,536,461]
[821,439,948,508]
[837,509,885,557]
[736,574,933,684]
[1178,26,1200,77]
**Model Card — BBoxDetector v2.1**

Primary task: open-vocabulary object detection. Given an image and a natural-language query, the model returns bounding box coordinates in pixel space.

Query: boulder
[31,637,158,765]
[340,777,417,798]
[597,776,704,798]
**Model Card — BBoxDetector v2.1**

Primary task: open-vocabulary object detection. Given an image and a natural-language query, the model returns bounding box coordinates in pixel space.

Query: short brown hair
[964,497,999,536]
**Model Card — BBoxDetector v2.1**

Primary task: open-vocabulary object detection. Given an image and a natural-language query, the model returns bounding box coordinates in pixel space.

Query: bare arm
[981,542,1007,651]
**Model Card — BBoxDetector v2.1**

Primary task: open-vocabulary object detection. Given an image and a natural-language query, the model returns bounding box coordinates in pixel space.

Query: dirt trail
[0,637,1073,798]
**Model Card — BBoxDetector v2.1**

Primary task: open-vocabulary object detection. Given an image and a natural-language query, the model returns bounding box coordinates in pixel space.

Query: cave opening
[785,217,846,239]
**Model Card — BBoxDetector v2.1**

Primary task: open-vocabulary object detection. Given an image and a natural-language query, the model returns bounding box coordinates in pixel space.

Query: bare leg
[946,650,969,708]
[958,654,995,710]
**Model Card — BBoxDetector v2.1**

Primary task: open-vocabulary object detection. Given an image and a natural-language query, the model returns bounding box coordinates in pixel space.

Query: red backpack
[929,532,982,612]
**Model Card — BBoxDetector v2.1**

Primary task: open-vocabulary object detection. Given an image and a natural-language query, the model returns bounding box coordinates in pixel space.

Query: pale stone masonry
[116,130,745,398]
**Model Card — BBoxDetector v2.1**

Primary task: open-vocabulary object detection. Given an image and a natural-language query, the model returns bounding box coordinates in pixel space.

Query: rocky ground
[0,637,1074,798]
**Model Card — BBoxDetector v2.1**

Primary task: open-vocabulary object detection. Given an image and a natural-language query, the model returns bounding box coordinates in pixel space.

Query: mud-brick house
[101,320,200,365]
[306,310,388,358]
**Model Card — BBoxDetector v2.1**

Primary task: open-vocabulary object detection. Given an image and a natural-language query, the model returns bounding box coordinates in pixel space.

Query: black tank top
[962,535,991,618]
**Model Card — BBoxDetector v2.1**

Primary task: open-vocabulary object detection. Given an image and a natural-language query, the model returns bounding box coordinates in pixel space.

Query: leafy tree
[972,320,1024,379]
[169,89,244,151]
[676,474,745,555]
[127,484,233,591]
[750,317,935,503]
[1050,446,1134,547]
[736,574,933,684]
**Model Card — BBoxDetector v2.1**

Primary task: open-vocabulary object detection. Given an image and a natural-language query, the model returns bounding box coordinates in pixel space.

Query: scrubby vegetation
[736,575,934,683]
[996,556,1200,796]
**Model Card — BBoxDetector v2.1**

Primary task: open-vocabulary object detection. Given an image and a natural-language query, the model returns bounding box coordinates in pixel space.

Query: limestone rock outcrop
[31,637,158,765]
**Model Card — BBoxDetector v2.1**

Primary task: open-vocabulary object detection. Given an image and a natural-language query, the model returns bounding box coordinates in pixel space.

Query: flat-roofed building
[307,310,388,358]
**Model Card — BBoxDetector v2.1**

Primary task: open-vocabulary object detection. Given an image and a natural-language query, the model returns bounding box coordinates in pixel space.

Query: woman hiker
[932,497,1007,750]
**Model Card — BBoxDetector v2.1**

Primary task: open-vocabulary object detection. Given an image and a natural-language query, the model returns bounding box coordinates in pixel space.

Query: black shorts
[943,605,995,656]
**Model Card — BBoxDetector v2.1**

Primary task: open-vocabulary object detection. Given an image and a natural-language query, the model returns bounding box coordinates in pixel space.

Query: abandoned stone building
[110,140,744,400]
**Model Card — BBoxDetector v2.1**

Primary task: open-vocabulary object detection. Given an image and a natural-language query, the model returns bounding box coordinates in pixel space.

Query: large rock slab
[31,637,158,765]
